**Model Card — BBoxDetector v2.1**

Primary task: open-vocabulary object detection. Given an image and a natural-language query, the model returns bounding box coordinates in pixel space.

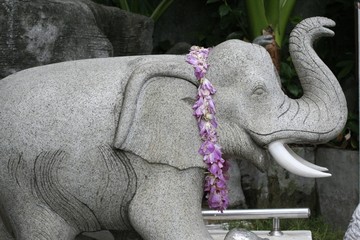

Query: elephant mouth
[267,140,331,178]
[247,129,332,178]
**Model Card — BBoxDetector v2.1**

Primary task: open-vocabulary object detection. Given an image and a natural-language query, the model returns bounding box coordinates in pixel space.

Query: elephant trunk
[288,17,347,143]
[267,17,348,178]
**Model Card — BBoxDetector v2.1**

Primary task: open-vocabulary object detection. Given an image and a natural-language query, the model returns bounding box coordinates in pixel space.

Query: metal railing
[202,208,310,236]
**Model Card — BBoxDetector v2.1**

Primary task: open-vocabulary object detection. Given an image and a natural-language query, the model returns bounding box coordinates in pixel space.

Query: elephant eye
[252,86,266,96]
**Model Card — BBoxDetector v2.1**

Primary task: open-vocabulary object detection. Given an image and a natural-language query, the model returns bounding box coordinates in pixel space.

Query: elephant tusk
[283,144,329,172]
[268,141,331,178]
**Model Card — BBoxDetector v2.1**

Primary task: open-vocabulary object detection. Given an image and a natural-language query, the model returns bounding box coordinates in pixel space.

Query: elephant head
[115,17,347,178]
[207,17,347,177]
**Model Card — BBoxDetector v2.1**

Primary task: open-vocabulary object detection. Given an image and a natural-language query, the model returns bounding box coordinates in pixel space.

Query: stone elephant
[0,17,347,240]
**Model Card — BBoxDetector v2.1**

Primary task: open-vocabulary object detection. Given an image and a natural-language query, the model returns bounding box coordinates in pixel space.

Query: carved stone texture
[224,228,269,240]
[0,215,14,240]
[0,0,153,79]
[345,204,360,240]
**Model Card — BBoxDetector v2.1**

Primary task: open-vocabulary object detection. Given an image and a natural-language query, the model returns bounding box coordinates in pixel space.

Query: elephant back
[0,57,126,157]
[0,55,205,170]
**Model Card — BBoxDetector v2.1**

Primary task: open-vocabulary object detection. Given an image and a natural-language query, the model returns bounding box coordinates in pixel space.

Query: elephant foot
[127,154,213,240]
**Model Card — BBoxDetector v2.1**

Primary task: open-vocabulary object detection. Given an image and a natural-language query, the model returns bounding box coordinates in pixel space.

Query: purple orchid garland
[186,46,229,211]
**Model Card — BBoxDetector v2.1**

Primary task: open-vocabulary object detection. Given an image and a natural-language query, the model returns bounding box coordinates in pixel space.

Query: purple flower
[204,174,216,190]
[201,142,222,164]
[207,188,229,212]
[186,45,229,211]
[186,46,210,80]
[198,119,217,141]
[203,96,216,114]
[200,78,216,95]
[195,65,208,79]
[199,140,215,155]
[193,97,206,118]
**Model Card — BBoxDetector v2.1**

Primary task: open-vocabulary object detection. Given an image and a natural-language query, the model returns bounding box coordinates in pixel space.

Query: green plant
[279,50,303,98]
[245,0,296,47]
[204,0,297,47]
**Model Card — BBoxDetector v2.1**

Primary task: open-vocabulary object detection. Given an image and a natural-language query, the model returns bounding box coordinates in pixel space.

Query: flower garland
[186,46,229,211]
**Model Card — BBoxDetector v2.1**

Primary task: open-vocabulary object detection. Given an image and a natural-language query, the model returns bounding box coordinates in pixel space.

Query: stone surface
[0,0,153,79]
[82,231,114,240]
[82,230,143,240]
[210,230,312,240]
[76,234,100,240]
[344,203,360,240]
[0,18,348,240]
[316,148,359,231]
[224,228,269,240]
[0,215,13,240]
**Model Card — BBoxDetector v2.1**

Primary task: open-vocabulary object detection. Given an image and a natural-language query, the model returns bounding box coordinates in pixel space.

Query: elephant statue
[0,17,347,240]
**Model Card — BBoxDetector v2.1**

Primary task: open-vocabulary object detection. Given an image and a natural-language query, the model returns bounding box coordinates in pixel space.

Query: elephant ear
[113,59,206,170]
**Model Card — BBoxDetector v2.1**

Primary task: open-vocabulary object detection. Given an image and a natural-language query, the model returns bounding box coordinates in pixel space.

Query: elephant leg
[127,155,213,240]
[110,230,143,240]
[75,234,98,240]
[0,214,14,240]
[6,200,79,240]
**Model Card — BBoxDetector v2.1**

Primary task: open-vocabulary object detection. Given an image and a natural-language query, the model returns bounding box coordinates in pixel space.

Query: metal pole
[202,208,310,221]
[202,208,310,236]
[269,217,283,236]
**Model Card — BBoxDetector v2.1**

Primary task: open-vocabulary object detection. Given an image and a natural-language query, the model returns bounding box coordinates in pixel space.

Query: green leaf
[347,121,359,135]
[245,0,268,40]
[336,60,353,67]
[277,0,297,47]
[337,66,353,79]
[287,83,302,98]
[118,0,130,11]
[150,0,174,22]
[264,0,279,28]
[206,0,221,4]
[336,60,354,79]
[280,61,296,80]
[219,4,231,17]
[350,138,358,149]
